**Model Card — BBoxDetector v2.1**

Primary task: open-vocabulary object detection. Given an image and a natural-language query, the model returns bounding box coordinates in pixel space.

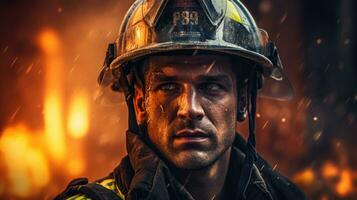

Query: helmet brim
[109,42,294,100]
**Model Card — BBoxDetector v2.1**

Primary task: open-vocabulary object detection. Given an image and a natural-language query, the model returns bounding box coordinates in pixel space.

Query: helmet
[98,0,293,101]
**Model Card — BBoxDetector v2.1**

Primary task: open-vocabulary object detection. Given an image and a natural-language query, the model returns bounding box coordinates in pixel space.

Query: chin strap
[236,69,259,200]
[116,64,140,134]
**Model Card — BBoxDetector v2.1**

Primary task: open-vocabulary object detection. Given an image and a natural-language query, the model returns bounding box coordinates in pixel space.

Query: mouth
[173,129,210,144]
[175,129,209,138]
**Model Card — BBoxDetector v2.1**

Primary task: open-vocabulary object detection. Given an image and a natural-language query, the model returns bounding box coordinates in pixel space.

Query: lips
[172,129,211,148]
[174,129,210,138]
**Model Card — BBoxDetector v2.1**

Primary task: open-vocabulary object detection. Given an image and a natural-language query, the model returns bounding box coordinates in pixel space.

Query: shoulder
[55,177,125,200]
[257,161,309,200]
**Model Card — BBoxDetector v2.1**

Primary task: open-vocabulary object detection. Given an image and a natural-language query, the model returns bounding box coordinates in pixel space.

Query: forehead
[144,55,234,77]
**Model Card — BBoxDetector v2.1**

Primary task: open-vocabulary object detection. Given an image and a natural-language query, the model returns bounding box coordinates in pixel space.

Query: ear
[134,86,146,125]
[237,85,247,122]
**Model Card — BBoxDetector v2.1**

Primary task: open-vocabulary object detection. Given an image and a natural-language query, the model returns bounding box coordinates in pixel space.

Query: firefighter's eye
[201,83,223,92]
[158,83,179,91]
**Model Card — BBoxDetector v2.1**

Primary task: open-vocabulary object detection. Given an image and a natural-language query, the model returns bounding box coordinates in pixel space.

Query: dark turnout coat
[55,131,308,200]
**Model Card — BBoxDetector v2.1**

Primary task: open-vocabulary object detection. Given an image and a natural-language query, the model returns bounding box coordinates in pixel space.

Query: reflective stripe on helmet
[226,0,243,24]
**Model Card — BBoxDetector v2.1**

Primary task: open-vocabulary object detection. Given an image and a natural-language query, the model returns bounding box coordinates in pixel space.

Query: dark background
[0,0,356,199]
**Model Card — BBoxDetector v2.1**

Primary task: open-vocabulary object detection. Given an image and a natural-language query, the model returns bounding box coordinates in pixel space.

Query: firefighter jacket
[55,131,308,200]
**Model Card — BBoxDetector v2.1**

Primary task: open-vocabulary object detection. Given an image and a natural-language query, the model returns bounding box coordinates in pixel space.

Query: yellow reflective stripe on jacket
[67,194,90,200]
[65,178,125,200]
[226,0,243,23]
[98,178,125,199]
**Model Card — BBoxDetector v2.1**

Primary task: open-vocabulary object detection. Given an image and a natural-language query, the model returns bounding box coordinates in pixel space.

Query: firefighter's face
[135,55,237,169]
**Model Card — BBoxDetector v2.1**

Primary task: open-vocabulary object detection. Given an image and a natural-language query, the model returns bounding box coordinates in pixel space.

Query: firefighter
[56,0,307,199]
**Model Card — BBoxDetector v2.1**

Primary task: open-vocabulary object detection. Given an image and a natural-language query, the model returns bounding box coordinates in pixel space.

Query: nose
[177,86,204,121]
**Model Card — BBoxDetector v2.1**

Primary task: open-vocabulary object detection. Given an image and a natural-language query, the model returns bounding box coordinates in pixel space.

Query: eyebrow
[150,73,233,84]
[196,75,232,84]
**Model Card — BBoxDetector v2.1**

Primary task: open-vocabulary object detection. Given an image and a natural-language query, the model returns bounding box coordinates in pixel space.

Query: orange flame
[0,125,50,197]
[293,168,315,185]
[39,29,66,162]
[322,162,339,179]
[336,169,353,196]
[67,93,89,139]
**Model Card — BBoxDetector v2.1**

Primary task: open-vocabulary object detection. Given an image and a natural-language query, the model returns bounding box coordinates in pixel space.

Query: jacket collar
[113,131,273,200]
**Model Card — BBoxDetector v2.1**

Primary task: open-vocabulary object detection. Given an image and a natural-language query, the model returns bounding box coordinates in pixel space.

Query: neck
[172,147,232,200]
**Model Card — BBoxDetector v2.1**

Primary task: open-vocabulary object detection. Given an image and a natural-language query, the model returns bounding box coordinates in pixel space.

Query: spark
[262,120,269,130]
[279,13,288,24]
[205,60,216,74]
[316,38,322,45]
[10,57,18,68]
[25,63,34,74]
[2,45,8,54]
[313,116,318,121]
[281,118,287,123]
[9,105,22,122]
[273,164,278,171]
[210,194,216,200]
[73,55,80,63]
[297,98,305,110]
[256,113,261,118]
[313,131,322,141]
[57,7,63,13]
[344,39,350,45]
[305,99,311,108]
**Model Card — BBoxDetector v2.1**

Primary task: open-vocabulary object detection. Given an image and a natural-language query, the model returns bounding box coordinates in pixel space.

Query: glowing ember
[313,131,323,141]
[316,38,322,45]
[68,93,89,139]
[281,117,287,123]
[293,168,315,185]
[336,169,353,196]
[313,116,318,121]
[322,162,339,179]
[39,30,59,54]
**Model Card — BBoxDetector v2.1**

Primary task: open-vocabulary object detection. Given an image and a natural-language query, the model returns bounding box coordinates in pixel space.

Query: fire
[39,29,59,54]
[336,169,353,196]
[67,157,85,176]
[322,162,339,179]
[293,168,315,185]
[0,125,50,197]
[44,95,66,161]
[67,93,89,139]
[39,29,67,162]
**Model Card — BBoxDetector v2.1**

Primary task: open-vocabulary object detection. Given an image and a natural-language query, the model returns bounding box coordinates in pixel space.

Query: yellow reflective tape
[66,194,91,200]
[97,178,125,199]
[226,0,243,23]
[98,179,116,190]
